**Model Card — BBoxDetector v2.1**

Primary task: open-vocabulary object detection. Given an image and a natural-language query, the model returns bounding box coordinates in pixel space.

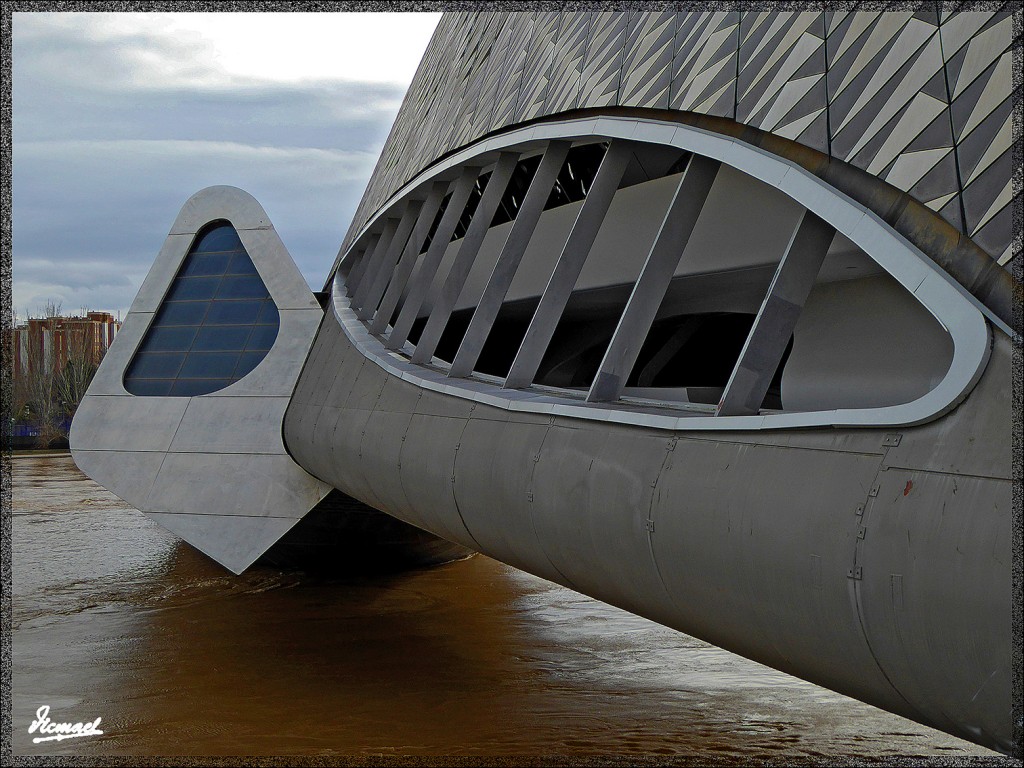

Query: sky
[11,11,443,322]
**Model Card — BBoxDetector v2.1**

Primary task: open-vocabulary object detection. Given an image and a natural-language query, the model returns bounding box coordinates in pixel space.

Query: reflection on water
[12,455,995,758]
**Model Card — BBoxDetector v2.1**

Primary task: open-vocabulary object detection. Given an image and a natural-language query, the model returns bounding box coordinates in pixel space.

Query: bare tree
[55,323,96,424]
[21,315,61,447]
[12,301,105,448]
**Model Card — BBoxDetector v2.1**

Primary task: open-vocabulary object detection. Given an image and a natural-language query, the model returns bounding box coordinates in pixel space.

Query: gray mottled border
[1008,1,1022,761]
[3,3,1021,766]
[2,3,13,768]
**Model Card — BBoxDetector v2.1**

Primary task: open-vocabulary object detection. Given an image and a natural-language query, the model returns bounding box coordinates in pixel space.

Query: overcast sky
[11,11,442,321]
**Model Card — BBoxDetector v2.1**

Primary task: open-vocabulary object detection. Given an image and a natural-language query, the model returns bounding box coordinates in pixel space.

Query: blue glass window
[129,352,185,378]
[234,352,266,379]
[193,326,252,351]
[169,378,233,397]
[138,326,197,353]
[245,325,277,351]
[126,379,174,396]
[258,301,279,325]
[216,276,267,299]
[124,221,280,396]
[193,226,243,252]
[227,252,259,275]
[205,299,265,325]
[178,352,241,379]
[181,252,232,276]
[165,276,221,301]
[157,301,209,326]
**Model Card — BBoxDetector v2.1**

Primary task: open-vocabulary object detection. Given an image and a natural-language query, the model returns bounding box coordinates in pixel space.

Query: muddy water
[11,454,996,759]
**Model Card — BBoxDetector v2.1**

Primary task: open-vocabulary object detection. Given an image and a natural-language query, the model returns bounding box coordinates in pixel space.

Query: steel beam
[386,167,480,351]
[351,217,399,309]
[449,142,572,378]
[586,154,721,403]
[411,152,520,365]
[504,141,633,389]
[369,181,448,335]
[716,211,835,416]
[356,201,421,319]
[344,234,379,296]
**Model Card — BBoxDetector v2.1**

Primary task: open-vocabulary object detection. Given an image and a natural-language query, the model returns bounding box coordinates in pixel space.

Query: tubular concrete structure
[71,10,1019,756]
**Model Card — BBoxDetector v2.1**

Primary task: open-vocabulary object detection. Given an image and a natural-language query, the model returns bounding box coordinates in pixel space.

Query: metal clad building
[342,10,1017,272]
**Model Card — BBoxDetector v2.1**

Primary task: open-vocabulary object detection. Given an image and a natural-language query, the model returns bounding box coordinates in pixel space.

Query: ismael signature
[29,705,104,743]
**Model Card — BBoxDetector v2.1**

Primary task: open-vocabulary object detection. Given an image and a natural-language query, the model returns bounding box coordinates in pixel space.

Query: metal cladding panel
[515,11,563,123]
[144,512,302,575]
[307,405,345,482]
[72,450,168,512]
[670,11,740,117]
[299,325,337,410]
[284,298,1013,751]
[528,424,682,629]
[856,469,1012,750]
[617,11,675,110]
[372,374,420,415]
[398,413,479,548]
[169,396,291,454]
[325,349,367,409]
[72,396,189,452]
[455,419,572,586]
[324,407,383,511]
[878,330,1013,480]
[578,12,629,109]
[338,10,1017,271]
[650,438,916,716]
[542,11,592,114]
[453,417,562,577]
[359,408,416,518]
[524,425,608,594]
[343,352,390,412]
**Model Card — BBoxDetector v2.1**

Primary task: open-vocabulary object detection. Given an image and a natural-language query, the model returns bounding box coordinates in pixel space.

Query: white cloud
[11,11,439,317]
[13,138,380,310]
[14,11,442,88]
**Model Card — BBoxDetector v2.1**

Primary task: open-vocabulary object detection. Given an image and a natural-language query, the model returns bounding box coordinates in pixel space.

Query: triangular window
[124,221,279,396]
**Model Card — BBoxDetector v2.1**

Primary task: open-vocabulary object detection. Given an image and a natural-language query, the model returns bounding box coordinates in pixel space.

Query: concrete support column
[344,234,379,296]
[449,142,572,378]
[356,200,422,320]
[370,181,449,335]
[586,154,720,403]
[351,217,399,308]
[387,166,480,351]
[716,211,835,416]
[411,152,520,365]
[504,141,633,390]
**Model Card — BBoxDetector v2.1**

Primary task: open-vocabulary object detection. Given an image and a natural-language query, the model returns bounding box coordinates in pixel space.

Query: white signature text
[29,705,104,743]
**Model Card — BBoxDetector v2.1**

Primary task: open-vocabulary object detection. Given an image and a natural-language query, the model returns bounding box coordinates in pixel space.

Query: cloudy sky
[11,11,442,321]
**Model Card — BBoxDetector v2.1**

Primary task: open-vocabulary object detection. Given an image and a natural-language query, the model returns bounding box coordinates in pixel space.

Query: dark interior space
[472,297,541,378]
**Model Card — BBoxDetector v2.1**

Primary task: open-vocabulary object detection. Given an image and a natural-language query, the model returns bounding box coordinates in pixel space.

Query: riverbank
[10,448,72,458]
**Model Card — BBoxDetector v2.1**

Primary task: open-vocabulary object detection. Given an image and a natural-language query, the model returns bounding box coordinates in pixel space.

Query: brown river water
[10,454,1000,760]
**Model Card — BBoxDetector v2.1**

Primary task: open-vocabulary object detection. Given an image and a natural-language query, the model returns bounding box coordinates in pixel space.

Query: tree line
[10,302,101,449]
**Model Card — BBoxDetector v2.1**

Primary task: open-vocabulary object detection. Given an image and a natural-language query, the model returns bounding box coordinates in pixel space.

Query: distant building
[11,311,121,378]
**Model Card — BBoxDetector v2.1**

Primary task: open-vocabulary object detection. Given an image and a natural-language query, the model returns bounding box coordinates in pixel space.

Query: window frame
[331,116,993,431]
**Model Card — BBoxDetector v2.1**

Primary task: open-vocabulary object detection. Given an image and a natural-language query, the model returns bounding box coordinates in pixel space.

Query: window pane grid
[124,222,279,396]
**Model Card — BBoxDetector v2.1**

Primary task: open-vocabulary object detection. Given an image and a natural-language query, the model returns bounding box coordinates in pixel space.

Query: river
[10,454,998,759]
